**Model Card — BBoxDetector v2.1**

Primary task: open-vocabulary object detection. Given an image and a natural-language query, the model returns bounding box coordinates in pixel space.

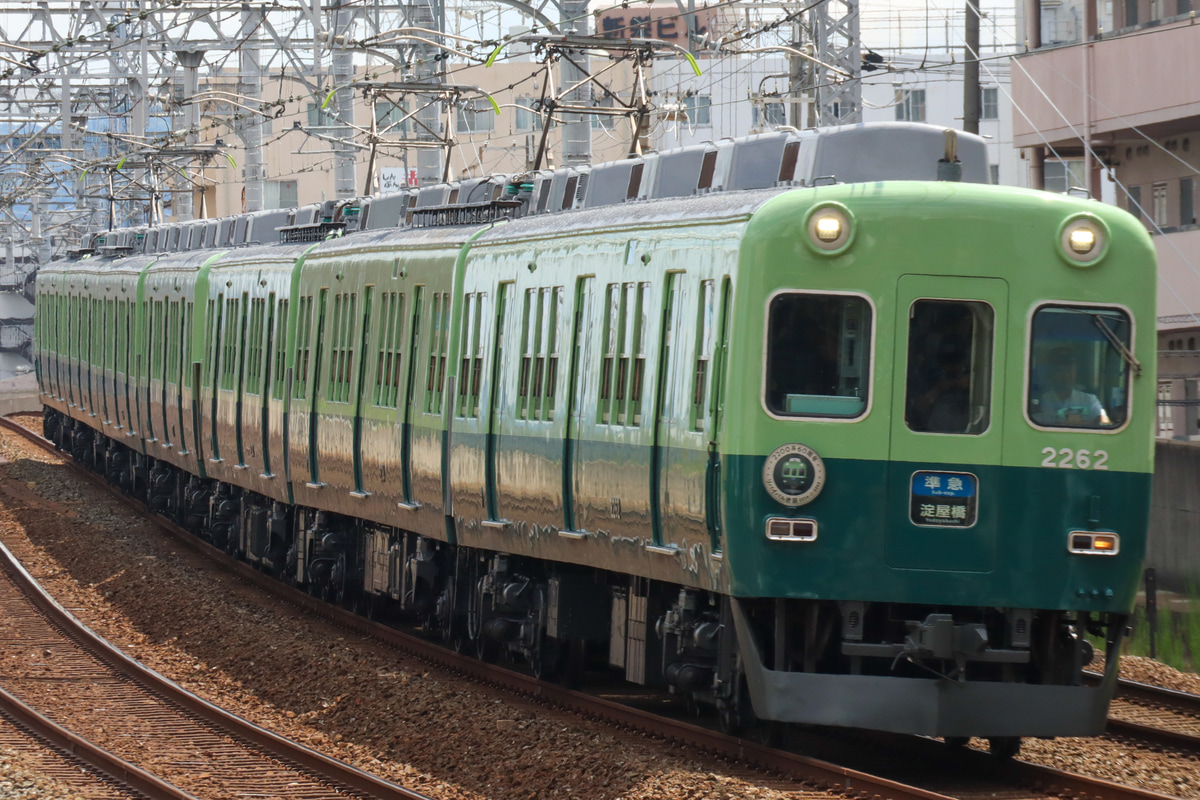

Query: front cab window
[904,299,995,435]
[1028,305,1132,429]
[765,293,871,418]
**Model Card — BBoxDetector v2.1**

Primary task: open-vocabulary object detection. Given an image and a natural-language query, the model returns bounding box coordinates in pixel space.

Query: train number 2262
[1040,447,1109,470]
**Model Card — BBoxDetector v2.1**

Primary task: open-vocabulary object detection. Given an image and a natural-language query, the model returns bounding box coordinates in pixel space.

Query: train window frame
[760,289,876,422]
[903,298,996,436]
[1023,301,1136,435]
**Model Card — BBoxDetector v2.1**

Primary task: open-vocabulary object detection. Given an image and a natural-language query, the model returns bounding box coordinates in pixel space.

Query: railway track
[0,484,433,800]
[0,412,1193,800]
[1098,673,1200,756]
[0,686,186,800]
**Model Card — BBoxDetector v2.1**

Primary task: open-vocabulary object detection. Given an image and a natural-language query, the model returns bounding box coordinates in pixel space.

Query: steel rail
[0,681,199,800]
[0,426,435,800]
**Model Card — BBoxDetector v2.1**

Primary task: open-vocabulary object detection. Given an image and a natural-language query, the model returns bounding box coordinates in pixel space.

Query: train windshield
[904,299,994,435]
[1027,305,1132,429]
[765,293,871,418]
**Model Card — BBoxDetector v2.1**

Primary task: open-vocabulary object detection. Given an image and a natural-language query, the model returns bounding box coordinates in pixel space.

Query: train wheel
[531,636,564,681]
[988,736,1021,759]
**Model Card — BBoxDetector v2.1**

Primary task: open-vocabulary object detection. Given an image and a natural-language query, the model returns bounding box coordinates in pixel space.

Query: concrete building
[1010,1,1200,438]
[644,52,1026,187]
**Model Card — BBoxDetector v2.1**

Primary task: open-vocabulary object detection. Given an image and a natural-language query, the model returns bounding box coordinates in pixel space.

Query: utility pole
[963,0,981,135]
[239,5,264,212]
[809,0,862,125]
[559,0,592,167]
[176,49,206,220]
[332,3,359,199]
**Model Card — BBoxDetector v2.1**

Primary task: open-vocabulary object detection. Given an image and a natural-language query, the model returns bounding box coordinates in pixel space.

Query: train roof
[64,122,990,264]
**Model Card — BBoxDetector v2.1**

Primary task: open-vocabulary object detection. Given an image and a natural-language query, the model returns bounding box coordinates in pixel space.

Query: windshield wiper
[1092,315,1142,377]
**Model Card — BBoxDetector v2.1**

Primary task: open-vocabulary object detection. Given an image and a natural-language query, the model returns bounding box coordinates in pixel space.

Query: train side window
[765,293,871,418]
[1027,305,1131,430]
[904,299,994,435]
[272,299,288,400]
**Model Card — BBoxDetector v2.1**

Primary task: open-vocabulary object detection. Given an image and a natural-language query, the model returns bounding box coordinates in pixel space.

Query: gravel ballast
[0,422,833,800]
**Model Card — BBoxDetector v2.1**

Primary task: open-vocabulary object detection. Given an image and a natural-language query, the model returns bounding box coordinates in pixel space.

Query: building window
[1043,159,1084,193]
[374,100,409,134]
[989,164,1000,185]
[752,98,786,128]
[981,88,999,120]
[1181,177,1194,226]
[1149,0,1163,19]
[265,180,298,209]
[1125,0,1138,25]
[895,89,926,122]
[306,102,336,129]
[515,96,543,132]
[590,94,616,130]
[456,99,495,134]
[683,94,712,126]
[1128,185,1142,220]
[1153,182,1168,228]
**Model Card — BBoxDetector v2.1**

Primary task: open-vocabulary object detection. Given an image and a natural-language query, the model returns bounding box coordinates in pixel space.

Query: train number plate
[909,471,978,528]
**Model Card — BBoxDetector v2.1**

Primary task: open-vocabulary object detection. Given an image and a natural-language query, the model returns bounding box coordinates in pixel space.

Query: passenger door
[563,276,594,533]
[886,275,1008,573]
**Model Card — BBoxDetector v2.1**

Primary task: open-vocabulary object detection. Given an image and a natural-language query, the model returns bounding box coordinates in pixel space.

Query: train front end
[722,180,1157,745]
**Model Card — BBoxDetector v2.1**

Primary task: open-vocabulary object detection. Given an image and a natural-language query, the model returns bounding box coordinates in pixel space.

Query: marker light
[1068,227,1097,254]
[814,215,843,242]
[1068,531,1120,555]
[767,517,818,542]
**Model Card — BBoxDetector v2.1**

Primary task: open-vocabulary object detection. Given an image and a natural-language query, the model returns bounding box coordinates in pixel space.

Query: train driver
[1032,346,1110,427]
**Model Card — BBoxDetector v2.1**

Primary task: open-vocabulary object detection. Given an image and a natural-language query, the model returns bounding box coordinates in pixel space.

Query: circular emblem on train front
[763,443,826,507]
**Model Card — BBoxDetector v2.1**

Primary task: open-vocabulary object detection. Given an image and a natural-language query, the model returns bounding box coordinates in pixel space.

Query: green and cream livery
[35,123,1156,754]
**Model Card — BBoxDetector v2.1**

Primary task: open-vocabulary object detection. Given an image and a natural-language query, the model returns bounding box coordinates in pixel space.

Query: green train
[35,122,1157,755]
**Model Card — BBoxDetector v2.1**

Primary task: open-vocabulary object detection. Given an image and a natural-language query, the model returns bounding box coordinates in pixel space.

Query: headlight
[804,203,854,255]
[1058,214,1109,267]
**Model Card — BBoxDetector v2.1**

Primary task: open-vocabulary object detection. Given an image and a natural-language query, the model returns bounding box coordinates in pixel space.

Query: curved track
[0,464,433,800]
[0,413,1192,800]
[1100,673,1200,755]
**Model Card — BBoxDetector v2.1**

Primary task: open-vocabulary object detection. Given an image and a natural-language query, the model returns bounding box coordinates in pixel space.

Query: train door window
[151,301,165,379]
[518,289,534,419]
[765,293,871,418]
[424,292,450,414]
[597,282,648,426]
[1027,304,1131,430]
[183,302,194,385]
[327,292,357,404]
[245,298,266,395]
[374,292,406,408]
[272,299,289,399]
[530,289,548,420]
[293,296,313,399]
[457,292,487,419]
[598,283,620,424]
[117,300,128,378]
[221,296,240,391]
[691,280,716,431]
[629,283,649,426]
[203,298,216,387]
[904,300,994,435]
[544,287,562,420]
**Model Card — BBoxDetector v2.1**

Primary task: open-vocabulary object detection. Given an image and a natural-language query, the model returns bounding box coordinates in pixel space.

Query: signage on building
[596,6,726,52]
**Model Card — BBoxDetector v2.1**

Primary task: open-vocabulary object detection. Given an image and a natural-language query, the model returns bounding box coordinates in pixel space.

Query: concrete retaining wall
[1148,439,1200,591]
[0,392,40,416]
